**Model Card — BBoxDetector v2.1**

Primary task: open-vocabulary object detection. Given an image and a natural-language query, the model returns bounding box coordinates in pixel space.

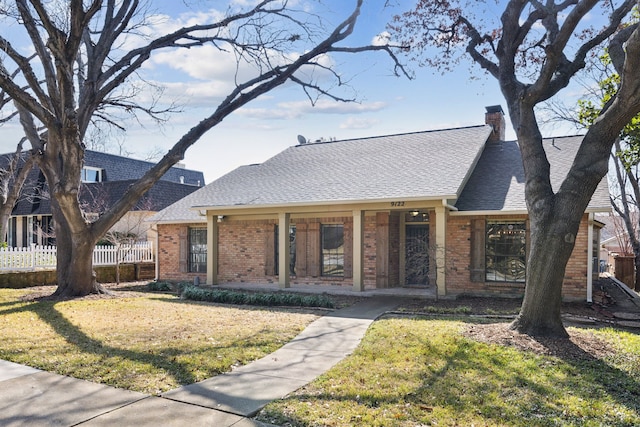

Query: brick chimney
[485,105,505,143]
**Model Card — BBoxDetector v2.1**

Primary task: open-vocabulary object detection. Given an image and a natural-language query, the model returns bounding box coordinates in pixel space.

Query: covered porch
[200,199,456,297]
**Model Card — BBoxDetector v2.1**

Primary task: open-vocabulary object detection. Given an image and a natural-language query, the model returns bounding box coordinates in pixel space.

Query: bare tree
[0,0,406,297]
[393,0,640,336]
[0,62,32,245]
[84,186,156,285]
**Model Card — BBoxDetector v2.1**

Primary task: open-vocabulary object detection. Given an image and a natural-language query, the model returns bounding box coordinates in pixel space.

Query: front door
[405,224,430,285]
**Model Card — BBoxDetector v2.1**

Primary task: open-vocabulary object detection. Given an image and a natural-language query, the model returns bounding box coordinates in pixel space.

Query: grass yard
[0,286,322,395]
[258,317,640,427]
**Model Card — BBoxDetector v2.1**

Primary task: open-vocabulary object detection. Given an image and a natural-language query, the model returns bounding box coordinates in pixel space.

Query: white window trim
[81,166,103,182]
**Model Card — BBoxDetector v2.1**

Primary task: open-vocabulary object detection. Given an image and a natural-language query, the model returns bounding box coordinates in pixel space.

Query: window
[81,166,103,182]
[485,221,526,282]
[188,227,207,273]
[274,225,296,275]
[321,224,344,277]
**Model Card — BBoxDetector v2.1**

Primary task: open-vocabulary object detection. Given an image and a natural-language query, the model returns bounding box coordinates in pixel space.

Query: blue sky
[0,1,585,183]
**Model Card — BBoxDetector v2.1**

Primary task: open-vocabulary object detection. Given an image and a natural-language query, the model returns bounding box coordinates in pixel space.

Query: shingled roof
[83,150,204,186]
[152,125,494,223]
[152,125,611,224]
[455,135,610,212]
[7,149,205,217]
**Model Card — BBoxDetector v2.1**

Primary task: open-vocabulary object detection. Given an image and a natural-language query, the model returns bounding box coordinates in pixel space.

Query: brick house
[151,106,609,301]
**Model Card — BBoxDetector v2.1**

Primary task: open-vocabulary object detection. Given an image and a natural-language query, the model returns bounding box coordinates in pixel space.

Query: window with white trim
[81,166,103,182]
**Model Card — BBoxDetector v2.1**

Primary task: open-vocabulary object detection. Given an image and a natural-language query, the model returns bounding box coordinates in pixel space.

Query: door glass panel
[405,225,429,285]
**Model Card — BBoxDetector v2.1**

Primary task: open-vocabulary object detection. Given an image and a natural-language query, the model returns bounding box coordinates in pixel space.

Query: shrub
[423,305,472,315]
[181,287,334,308]
[147,281,173,292]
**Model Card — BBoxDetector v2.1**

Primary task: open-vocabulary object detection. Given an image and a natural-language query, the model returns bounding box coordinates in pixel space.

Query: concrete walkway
[0,297,402,427]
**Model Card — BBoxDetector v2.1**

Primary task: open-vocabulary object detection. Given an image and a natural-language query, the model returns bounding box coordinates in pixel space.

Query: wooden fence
[0,242,154,272]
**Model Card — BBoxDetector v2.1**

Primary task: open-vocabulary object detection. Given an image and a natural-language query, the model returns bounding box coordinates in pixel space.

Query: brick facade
[157,211,593,300]
[445,213,591,301]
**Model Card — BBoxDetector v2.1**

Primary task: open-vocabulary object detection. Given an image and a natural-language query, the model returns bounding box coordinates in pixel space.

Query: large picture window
[189,227,207,273]
[485,221,526,282]
[321,224,344,277]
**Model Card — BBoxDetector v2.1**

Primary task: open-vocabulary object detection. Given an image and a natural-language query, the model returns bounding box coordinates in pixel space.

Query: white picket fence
[0,242,154,272]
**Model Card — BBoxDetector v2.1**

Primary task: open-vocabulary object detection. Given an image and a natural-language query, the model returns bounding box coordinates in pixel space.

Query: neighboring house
[597,212,638,275]
[150,106,609,301]
[6,150,205,247]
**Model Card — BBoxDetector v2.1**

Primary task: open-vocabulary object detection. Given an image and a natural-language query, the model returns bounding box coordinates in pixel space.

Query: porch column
[207,214,219,285]
[352,209,365,291]
[587,212,594,303]
[435,205,446,297]
[278,212,291,288]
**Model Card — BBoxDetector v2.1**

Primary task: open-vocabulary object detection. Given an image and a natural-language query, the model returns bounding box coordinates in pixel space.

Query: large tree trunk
[510,211,578,337]
[50,199,107,297]
[52,231,101,297]
[506,106,582,338]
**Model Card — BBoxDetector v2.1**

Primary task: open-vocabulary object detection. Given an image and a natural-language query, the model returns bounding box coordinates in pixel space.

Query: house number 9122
[391,201,405,207]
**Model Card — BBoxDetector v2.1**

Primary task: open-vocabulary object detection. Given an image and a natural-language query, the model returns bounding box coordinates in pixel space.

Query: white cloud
[279,99,387,114]
[237,99,387,120]
[372,31,391,46]
[339,117,380,130]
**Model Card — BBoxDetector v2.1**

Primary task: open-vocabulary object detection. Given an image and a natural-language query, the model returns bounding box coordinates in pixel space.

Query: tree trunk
[0,208,11,245]
[510,211,576,337]
[506,105,586,338]
[52,233,101,297]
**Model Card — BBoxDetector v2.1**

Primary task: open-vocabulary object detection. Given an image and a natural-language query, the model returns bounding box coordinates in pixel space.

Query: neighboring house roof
[455,136,611,212]
[79,180,202,212]
[83,151,204,186]
[596,212,640,251]
[7,149,205,217]
[151,123,611,224]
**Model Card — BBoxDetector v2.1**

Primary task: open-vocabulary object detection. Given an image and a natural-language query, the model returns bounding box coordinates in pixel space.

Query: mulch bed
[463,323,615,361]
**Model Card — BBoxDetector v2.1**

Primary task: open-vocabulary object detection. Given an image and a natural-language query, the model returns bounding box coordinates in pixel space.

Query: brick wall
[158,212,593,300]
[157,223,207,283]
[445,214,591,301]
[561,215,590,301]
[158,216,381,289]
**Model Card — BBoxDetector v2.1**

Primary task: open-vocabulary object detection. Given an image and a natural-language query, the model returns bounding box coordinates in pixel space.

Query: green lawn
[0,286,321,394]
[259,318,640,427]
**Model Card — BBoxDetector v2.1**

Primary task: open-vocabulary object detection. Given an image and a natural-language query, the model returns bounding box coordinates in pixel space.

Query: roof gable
[190,125,492,209]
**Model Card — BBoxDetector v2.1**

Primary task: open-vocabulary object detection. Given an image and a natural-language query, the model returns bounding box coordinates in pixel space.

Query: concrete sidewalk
[0,297,402,426]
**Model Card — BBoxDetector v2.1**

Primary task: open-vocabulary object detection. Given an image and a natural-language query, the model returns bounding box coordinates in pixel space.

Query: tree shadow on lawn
[148,295,331,315]
[0,299,288,393]
[263,318,640,426]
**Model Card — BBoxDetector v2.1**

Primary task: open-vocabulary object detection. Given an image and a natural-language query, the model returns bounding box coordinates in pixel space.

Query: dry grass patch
[0,285,322,394]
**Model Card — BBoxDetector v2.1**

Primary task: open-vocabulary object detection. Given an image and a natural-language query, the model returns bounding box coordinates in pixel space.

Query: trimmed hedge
[180,286,335,309]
